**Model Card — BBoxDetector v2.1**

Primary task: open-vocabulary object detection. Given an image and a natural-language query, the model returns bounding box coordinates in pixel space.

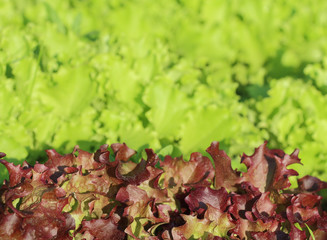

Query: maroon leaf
[75,148,104,170]
[313,229,327,240]
[64,171,111,195]
[34,163,49,173]
[185,187,229,214]
[111,143,136,162]
[0,190,74,239]
[159,152,214,193]
[184,152,215,187]
[206,141,240,191]
[116,185,149,204]
[0,213,22,239]
[145,148,160,167]
[289,224,307,240]
[252,192,277,221]
[1,142,327,239]
[241,141,301,192]
[298,175,327,192]
[230,217,279,240]
[116,159,151,185]
[76,214,125,240]
[317,213,327,231]
[286,193,322,226]
[44,149,75,168]
[0,160,32,188]
[251,231,289,240]
[94,144,110,164]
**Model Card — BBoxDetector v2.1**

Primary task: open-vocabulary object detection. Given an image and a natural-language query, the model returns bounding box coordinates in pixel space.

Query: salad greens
[1,142,327,239]
[1,0,327,184]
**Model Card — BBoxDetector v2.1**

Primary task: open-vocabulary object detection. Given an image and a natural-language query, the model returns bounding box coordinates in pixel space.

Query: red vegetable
[0,142,327,239]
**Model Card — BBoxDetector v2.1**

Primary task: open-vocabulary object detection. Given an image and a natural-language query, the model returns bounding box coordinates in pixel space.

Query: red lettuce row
[1,142,327,239]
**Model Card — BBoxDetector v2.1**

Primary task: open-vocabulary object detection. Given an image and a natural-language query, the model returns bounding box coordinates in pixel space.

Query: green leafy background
[1,0,327,183]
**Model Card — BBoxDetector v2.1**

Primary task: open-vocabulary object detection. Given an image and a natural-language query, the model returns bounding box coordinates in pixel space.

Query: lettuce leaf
[1,142,327,239]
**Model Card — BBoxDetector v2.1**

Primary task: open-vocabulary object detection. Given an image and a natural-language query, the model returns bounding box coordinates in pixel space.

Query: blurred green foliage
[1,0,327,183]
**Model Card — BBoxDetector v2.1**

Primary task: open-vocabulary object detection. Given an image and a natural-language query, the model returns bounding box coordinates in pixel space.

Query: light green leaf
[179,105,240,156]
[12,57,39,105]
[52,107,98,151]
[143,78,190,138]
[0,79,20,121]
[40,66,95,119]
[305,223,315,240]
[105,58,142,109]
[157,145,174,157]
[0,122,32,184]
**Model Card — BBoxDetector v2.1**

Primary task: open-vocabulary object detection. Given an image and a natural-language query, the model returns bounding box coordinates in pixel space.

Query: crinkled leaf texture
[1,142,327,239]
